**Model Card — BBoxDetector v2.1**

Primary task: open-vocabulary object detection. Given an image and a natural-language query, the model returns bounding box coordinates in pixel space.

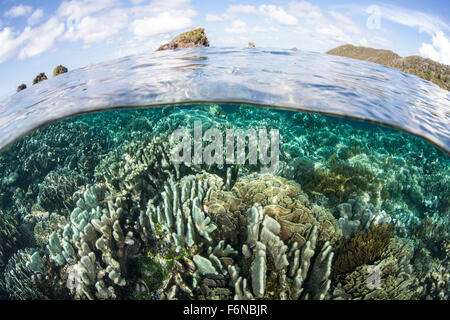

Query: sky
[0,0,449,99]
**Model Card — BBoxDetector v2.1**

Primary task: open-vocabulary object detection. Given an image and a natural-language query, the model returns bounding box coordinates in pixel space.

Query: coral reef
[143,173,337,300]
[297,159,386,207]
[0,104,448,300]
[0,248,67,300]
[229,173,341,246]
[37,168,88,214]
[229,205,334,300]
[331,237,419,299]
[47,184,143,299]
[0,120,114,217]
[333,224,394,276]
[0,210,20,267]
[335,197,392,239]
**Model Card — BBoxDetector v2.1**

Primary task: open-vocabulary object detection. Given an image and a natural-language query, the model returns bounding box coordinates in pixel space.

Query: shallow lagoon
[0,104,448,300]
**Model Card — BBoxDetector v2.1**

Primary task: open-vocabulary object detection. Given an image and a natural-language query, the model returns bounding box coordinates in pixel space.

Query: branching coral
[333,224,394,276]
[229,205,334,300]
[0,209,20,267]
[46,183,147,299]
[37,168,88,214]
[298,160,386,207]
[331,237,419,300]
[0,248,66,300]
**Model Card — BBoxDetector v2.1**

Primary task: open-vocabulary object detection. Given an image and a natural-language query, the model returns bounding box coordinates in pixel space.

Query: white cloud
[69,9,128,43]
[131,11,193,37]
[328,11,361,35]
[205,14,223,22]
[420,31,450,65]
[58,0,119,20]
[316,24,352,43]
[289,1,324,24]
[225,20,247,33]
[18,17,66,59]
[4,5,33,18]
[225,4,297,26]
[258,5,297,26]
[361,4,449,63]
[0,18,66,63]
[252,26,267,33]
[27,9,44,26]
[0,0,200,65]
[380,5,449,36]
[226,5,259,15]
[0,28,22,63]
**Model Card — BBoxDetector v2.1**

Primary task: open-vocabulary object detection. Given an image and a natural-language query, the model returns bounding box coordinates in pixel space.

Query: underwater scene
[0,104,448,300]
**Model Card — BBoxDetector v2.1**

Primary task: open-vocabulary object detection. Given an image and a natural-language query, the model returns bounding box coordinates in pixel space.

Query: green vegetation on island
[327,44,450,91]
[16,65,69,93]
[32,73,48,85]
[16,84,27,93]
[157,28,209,51]
[53,65,68,77]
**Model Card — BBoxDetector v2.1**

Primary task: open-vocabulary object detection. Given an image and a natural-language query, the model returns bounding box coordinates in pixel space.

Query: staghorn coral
[333,224,394,276]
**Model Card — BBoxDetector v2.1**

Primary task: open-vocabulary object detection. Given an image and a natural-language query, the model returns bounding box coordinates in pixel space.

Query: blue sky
[0,0,448,99]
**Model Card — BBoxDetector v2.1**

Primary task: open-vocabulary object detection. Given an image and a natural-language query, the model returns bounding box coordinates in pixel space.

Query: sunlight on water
[0,48,449,153]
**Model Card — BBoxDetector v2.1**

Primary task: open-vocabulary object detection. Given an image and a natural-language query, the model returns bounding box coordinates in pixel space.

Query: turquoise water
[0,48,448,300]
[0,104,448,300]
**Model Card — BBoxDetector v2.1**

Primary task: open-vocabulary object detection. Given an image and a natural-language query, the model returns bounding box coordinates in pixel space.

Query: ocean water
[0,48,448,300]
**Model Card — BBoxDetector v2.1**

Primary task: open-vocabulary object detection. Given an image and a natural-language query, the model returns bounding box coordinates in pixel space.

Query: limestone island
[157,28,209,51]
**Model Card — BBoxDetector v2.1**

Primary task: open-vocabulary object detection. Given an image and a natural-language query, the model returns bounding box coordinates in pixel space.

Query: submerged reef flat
[0,104,448,300]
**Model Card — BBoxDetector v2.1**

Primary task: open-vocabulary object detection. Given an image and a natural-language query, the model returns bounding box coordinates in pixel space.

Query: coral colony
[0,104,448,300]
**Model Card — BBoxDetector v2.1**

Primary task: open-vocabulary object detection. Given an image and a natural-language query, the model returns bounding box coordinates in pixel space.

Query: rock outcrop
[157,28,209,51]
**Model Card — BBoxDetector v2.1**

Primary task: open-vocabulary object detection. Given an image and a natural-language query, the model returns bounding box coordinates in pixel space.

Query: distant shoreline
[327,44,449,91]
